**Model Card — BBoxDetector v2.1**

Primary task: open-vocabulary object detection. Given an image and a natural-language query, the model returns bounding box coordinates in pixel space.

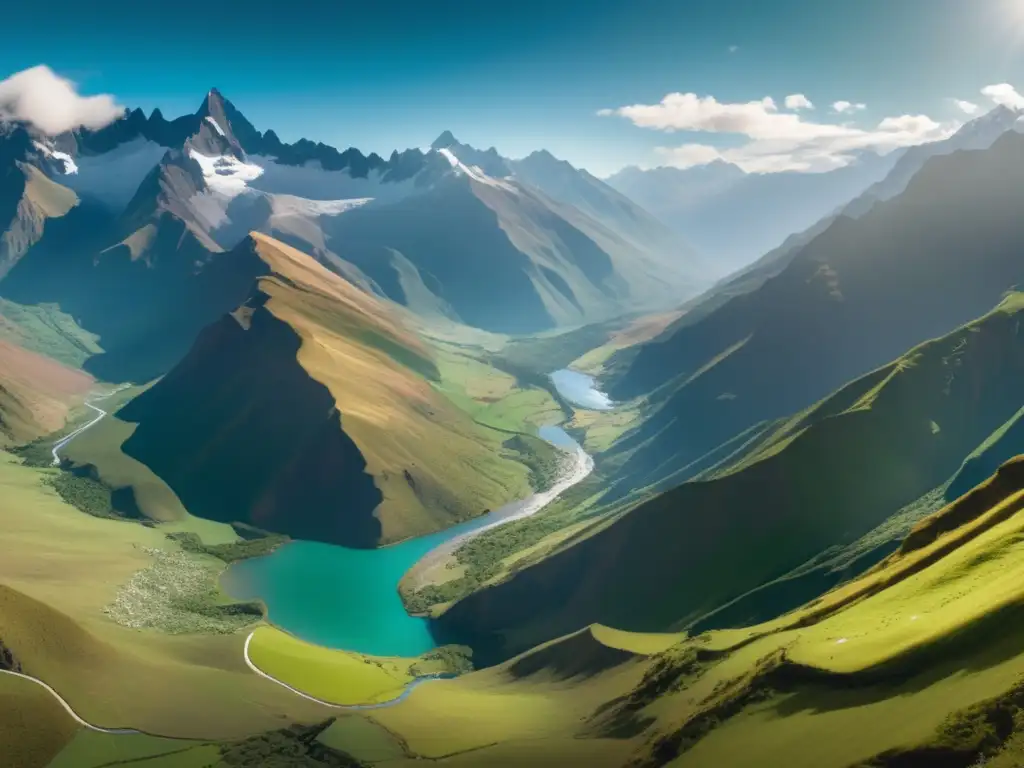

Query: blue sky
[3,0,1024,175]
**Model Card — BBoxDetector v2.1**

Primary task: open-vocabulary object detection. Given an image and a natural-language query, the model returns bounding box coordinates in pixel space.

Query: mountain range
[12,72,1024,768]
[419,106,1024,660]
[0,88,709,387]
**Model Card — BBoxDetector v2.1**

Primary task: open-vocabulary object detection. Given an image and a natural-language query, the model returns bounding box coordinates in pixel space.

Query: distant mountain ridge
[606,149,900,271]
[605,104,1024,272]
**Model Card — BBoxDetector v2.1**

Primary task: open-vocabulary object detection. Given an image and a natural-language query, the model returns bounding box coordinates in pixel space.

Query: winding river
[221,369,605,658]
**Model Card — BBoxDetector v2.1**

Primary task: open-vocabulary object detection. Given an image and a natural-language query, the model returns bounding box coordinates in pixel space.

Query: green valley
[8,29,1024,768]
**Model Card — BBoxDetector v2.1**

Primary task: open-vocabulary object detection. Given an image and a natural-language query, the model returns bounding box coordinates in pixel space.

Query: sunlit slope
[321,622,660,765]
[0,338,92,445]
[613,455,1024,768]
[603,130,1024,499]
[435,293,1024,660]
[246,625,415,705]
[119,233,551,546]
[34,454,1024,768]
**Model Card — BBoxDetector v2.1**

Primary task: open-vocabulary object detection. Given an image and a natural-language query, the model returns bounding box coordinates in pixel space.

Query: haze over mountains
[606,103,1024,271]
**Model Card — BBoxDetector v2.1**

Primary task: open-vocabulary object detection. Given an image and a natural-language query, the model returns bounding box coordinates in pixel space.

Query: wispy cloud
[599,91,955,173]
[728,45,739,53]
[950,98,980,115]
[981,83,1024,109]
[0,65,123,135]
[784,94,814,111]
[832,100,866,114]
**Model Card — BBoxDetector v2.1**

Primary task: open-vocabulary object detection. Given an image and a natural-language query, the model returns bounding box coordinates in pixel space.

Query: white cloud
[728,45,739,53]
[600,90,956,173]
[785,93,814,111]
[832,100,867,114]
[981,83,1024,109]
[0,65,123,135]
[653,143,724,169]
[951,98,980,115]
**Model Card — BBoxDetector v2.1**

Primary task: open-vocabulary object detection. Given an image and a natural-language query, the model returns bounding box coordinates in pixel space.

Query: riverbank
[401,440,593,601]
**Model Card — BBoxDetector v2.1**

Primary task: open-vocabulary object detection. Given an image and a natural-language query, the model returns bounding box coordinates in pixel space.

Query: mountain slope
[435,133,709,281]
[0,127,80,279]
[434,293,1024,660]
[117,233,557,546]
[0,339,93,446]
[602,128,1024,499]
[0,185,268,383]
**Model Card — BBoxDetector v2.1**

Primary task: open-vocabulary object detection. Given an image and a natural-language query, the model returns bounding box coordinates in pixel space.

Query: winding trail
[51,385,130,465]
[0,668,139,734]
[0,384,145,734]
[242,631,447,710]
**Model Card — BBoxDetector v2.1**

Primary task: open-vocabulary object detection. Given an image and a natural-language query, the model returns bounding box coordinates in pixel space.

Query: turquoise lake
[222,423,584,657]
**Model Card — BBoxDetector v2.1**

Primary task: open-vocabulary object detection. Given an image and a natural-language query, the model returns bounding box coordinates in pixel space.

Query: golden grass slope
[248,233,547,541]
[0,338,93,445]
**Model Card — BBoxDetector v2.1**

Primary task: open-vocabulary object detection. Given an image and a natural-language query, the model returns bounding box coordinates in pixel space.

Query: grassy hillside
[433,293,1024,661]
[0,297,102,368]
[0,451,332,738]
[602,129,1024,501]
[118,233,559,546]
[0,338,93,446]
[947,404,1024,503]
[28,451,1024,767]
[0,673,79,768]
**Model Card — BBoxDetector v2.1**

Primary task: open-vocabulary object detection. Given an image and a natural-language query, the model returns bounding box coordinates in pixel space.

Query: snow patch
[188,149,264,197]
[438,147,460,168]
[270,194,372,217]
[33,141,78,175]
[52,149,78,175]
[204,116,226,137]
[437,147,515,191]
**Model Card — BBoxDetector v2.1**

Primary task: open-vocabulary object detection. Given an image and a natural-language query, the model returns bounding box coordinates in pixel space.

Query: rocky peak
[431,130,458,150]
